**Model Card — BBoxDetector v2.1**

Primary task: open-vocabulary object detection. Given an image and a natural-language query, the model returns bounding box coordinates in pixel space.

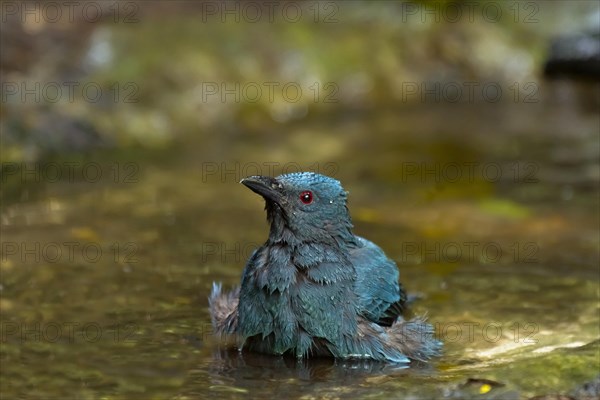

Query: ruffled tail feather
[356,315,442,363]
[208,282,239,336]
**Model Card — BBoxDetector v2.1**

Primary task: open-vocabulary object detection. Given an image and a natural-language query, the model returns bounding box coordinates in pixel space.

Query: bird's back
[350,236,406,326]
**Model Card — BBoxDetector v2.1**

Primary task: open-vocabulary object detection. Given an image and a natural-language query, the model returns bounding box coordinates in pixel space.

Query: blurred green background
[1,1,599,399]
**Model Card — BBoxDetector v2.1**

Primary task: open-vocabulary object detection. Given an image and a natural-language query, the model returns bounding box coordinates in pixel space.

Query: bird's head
[241,172,354,245]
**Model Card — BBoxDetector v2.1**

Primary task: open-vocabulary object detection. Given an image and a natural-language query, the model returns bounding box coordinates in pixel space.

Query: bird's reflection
[206,347,436,391]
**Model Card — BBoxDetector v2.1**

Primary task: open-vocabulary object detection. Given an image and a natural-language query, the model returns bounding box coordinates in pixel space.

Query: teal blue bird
[209,172,441,363]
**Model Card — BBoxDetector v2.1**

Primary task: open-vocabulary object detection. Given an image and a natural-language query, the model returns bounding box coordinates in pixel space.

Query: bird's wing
[350,236,406,326]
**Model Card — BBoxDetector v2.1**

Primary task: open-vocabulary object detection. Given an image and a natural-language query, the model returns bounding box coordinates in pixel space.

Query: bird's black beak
[241,176,285,204]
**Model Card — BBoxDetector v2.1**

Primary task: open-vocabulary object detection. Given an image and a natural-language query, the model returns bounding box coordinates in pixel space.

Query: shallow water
[2,103,599,398]
[2,2,600,399]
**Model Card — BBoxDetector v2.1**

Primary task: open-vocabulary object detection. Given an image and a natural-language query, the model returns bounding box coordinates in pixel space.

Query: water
[1,2,599,398]
[2,106,598,398]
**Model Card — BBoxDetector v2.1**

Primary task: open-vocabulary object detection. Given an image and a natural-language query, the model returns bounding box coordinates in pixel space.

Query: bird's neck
[266,209,356,248]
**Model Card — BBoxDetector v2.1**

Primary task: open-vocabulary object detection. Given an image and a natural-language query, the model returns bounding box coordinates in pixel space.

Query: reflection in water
[197,349,435,398]
[210,348,410,380]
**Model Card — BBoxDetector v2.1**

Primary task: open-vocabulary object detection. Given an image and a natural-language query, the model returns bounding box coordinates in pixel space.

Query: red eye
[299,191,313,204]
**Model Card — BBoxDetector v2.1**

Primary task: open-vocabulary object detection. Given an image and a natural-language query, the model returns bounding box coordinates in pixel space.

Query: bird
[209,172,442,363]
